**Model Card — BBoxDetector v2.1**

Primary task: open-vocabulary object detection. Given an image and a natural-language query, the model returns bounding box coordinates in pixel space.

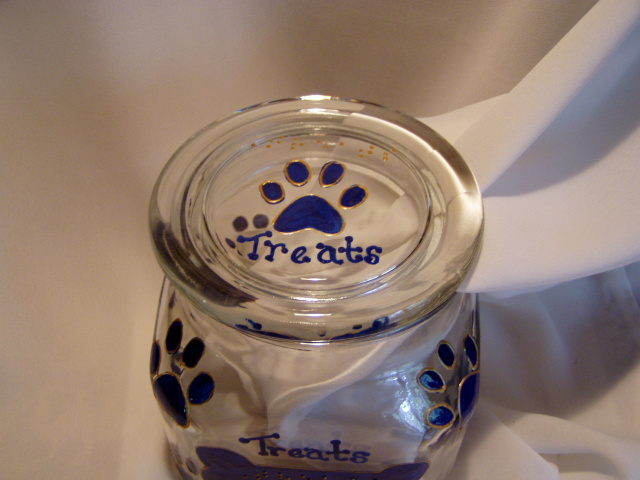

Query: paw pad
[319,161,345,187]
[284,159,311,186]
[258,160,367,235]
[418,335,479,430]
[151,319,215,427]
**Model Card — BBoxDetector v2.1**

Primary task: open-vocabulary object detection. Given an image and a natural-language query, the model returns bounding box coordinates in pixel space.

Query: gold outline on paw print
[260,181,285,204]
[417,367,447,394]
[425,403,456,429]
[437,340,457,370]
[339,185,368,210]
[284,159,311,186]
[319,161,346,187]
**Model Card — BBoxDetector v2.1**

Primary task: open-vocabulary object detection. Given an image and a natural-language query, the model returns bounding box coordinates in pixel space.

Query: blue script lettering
[239,433,371,464]
[236,231,382,265]
[338,236,363,263]
[291,246,311,264]
[236,231,272,260]
[316,243,344,265]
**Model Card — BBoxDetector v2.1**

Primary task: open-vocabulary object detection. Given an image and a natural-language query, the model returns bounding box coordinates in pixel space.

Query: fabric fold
[446,403,560,480]
[452,0,640,192]
[420,0,640,294]
[490,406,640,480]
[469,262,640,479]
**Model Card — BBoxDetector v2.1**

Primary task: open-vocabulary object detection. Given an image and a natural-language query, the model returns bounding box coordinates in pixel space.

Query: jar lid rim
[150,96,483,341]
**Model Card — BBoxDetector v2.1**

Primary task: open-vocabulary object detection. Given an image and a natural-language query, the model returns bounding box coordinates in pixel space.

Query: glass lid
[150,96,483,341]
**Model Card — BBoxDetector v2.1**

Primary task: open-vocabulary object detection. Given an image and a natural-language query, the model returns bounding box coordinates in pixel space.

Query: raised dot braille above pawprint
[257,160,367,235]
[150,319,215,428]
[418,334,480,430]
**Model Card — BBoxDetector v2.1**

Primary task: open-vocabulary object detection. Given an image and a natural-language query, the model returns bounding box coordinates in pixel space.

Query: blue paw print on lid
[418,335,480,430]
[150,319,215,427]
[259,160,367,235]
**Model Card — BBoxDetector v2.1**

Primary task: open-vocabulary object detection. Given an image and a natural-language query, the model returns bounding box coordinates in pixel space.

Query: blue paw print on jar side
[150,319,215,428]
[418,335,480,430]
[259,159,367,235]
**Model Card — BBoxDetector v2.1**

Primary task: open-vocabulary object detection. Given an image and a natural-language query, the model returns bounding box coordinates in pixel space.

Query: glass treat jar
[149,96,483,480]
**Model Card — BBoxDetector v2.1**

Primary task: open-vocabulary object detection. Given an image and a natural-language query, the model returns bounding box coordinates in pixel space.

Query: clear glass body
[151,281,479,480]
[149,97,483,480]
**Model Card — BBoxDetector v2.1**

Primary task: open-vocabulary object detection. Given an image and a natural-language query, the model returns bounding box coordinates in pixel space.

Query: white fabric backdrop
[1,1,639,479]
